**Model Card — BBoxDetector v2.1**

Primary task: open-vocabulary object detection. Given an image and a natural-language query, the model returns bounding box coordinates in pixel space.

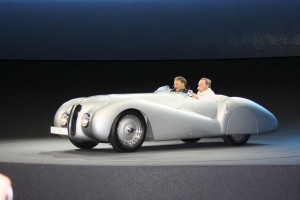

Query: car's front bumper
[50,127,68,136]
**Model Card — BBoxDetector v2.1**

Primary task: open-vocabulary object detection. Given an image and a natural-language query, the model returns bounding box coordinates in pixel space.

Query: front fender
[53,97,84,127]
[89,98,151,141]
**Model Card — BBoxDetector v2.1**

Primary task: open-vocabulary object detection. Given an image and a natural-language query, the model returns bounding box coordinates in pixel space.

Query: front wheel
[222,134,250,146]
[69,137,99,149]
[109,110,146,152]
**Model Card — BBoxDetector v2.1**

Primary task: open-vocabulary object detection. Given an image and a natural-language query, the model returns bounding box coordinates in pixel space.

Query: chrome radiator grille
[68,104,82,136]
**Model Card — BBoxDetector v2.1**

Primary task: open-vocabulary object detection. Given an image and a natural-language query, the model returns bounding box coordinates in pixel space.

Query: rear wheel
[181,138,201,143]
[69,138,99,149]
[109,110,146,152]
[222,134,250,146]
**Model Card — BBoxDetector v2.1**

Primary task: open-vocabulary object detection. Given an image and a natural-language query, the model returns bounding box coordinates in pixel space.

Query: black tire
[222,134,251,146]
[109,110,146,152]
[69,137,99,149]
[181,138,201,143]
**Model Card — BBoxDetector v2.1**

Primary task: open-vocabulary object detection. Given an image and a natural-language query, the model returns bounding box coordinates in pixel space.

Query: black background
[1,57,300,139]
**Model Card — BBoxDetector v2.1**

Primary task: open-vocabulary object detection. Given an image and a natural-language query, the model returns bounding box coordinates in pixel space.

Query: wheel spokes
[117,115,144,147]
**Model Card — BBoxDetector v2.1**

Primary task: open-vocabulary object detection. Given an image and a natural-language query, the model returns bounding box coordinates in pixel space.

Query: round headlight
[61,112,69,126]
[81,113,90,128]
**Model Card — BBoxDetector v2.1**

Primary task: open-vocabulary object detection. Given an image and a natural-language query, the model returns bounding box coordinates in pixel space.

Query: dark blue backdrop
[0,0,299,60]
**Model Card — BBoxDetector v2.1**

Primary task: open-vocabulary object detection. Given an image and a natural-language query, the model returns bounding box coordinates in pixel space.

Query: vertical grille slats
[68,104,82,136]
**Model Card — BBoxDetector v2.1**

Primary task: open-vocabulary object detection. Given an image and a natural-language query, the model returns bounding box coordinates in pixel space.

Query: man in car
[192,77,217,100]
[171,76,189,93]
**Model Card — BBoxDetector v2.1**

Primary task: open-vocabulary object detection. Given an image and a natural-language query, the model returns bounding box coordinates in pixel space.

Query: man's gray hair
[200,77,212,88]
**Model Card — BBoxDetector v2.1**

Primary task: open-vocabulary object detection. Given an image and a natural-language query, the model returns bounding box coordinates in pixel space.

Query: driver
[170,76,189,93]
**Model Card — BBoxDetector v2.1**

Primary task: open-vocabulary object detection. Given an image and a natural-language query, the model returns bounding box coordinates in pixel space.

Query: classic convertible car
[50,86,278,152]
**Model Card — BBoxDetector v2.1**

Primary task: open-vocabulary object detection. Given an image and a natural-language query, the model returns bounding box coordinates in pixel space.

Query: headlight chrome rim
[81,113,90,128]
[61,112,69,126]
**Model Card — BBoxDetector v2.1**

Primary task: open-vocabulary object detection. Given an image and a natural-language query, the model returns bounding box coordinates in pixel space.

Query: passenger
[192,77,217,100]
[170,76,189,93]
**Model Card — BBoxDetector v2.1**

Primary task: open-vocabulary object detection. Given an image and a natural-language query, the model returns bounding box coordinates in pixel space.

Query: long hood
[56,93,171,116]
[79,92,187,110]
[79,95,112,112]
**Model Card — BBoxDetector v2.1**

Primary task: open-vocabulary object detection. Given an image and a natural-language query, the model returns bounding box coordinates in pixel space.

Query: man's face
[197,80,209,92]
[173,80,185,92]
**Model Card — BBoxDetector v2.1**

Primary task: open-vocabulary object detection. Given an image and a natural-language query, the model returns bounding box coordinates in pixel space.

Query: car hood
[78,92,186,109]
[75,92,192,118]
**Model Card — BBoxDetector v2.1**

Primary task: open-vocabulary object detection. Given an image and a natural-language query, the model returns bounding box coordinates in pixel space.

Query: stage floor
[1,125,300,200]
[1,125,300,166]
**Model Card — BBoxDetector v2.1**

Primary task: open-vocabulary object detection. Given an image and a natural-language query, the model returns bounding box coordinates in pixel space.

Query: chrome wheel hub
[117,115,144,147]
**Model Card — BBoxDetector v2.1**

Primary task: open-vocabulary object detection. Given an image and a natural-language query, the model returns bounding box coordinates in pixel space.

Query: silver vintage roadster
[50,86,278,152]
